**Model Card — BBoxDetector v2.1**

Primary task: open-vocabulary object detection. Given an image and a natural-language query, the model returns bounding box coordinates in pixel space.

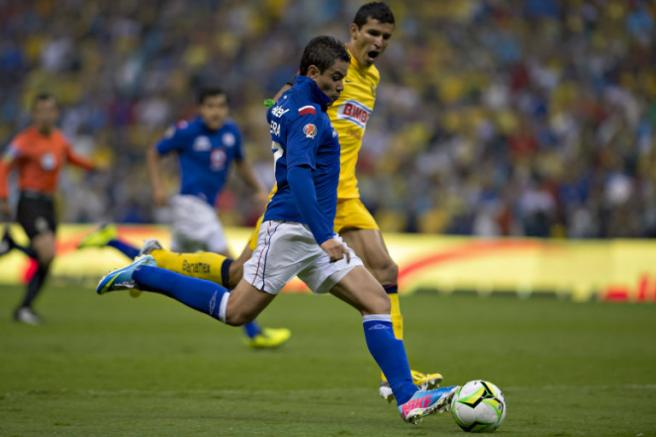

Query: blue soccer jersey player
[81,88,289,349]
[96,36,458,424]
[148,88,265,255]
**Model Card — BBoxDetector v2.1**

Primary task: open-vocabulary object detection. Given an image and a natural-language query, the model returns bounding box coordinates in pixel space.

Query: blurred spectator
[0,0,654,238]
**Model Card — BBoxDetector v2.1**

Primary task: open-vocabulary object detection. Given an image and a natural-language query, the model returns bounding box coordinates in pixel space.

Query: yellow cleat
[247,327,291,349]
[379,369,444,402]
[78,224,118,249]
[411,370,443,390]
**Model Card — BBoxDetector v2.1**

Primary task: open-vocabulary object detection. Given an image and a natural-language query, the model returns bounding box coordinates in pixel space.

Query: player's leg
[96,219,296,325]
[78,223,141,259]
[325,264,457,423]
[129,214,263,289]
[337,199,442,397]
[13,194,57,324]
[97,256,275,325]
[201,211,288,346]
[0,225,37,258]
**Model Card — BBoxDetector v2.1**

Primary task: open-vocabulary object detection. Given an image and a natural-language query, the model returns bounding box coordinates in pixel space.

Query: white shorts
[169,194,228,253]
[243,220,363,295]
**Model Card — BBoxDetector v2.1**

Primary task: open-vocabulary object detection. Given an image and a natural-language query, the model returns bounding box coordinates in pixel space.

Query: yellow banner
[1,225,654,303]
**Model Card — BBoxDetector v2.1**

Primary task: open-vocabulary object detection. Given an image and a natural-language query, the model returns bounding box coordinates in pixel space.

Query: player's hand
[320,238,350,264]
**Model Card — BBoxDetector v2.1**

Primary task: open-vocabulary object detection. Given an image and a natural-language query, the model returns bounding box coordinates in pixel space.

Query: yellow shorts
[248,198,379,250]
[247,215,265,251]
[333,198,379,233]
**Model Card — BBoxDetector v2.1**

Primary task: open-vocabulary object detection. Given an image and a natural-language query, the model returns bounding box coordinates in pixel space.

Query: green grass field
[1,284,655,436]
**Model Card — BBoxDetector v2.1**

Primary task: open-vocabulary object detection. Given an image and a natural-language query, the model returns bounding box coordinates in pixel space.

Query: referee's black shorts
[16,191,57,240]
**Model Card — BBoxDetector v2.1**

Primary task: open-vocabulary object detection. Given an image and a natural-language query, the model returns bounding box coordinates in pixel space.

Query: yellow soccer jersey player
[115,2,443,399]
[327,48,379,202]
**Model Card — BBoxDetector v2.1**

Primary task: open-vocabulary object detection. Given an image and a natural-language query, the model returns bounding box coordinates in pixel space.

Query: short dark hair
[197,87,227,105]
[299,36,350,75]
[353,2,395,28]
[32,92,56,108]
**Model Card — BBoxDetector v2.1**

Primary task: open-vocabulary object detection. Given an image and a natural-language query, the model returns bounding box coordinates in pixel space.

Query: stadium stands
[0,0,654,237]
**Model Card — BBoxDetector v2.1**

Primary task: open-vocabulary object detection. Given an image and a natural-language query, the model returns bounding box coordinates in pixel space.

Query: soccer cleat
[78,223,118,249]
[139,239,163,256]
[13,307,42,325]
[379,382,394,402]
[246,327,292,349]
[398,385,459,424]
[127,240,163,298]
[380,369,444,402]
[413,370,444,390]
[96,255,155,295]
[0,228,13,256]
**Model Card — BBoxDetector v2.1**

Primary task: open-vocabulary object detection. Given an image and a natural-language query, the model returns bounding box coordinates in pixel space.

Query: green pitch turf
[1,285,655,436]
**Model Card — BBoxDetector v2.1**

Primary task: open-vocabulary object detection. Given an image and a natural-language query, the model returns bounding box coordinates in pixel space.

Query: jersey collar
[294,76,331,111]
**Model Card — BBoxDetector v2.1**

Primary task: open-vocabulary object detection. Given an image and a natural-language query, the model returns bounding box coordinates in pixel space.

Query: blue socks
[363,314,417,405]
[108,239,140,260]
[243,321,262,338]
[133,265,229,321]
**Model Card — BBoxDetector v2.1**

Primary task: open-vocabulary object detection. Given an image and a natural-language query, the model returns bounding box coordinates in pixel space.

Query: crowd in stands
[1,0,654,238]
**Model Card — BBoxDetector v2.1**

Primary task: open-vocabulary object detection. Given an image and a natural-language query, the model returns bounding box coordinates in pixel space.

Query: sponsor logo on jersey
[303,123,317,139]
[222,132,236,147]
[337,100,371,128]
[193,136,212,151]
[40,153,56,170]
[271,105,289,118]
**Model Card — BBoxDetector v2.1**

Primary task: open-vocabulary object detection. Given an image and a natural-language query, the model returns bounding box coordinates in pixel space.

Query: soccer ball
[451,380,506,433]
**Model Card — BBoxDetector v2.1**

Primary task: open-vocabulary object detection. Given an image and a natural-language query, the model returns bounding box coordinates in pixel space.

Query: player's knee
[224,309,253,327]
[35,247,55,265]
[363,287,391,315]
[370,258,398,284]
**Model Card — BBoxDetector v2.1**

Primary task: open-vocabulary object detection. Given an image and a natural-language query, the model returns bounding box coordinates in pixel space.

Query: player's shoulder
[369,63,381,83]
[369,64,380,80]
[221,119,241,133]
[51,128,71,145]
[164,118,197,139]
[290,92,323,120]
[12,126,37,144]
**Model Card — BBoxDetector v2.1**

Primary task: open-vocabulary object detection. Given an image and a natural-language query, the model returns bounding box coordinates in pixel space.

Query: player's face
[349,17,395,67]
[199,94,228,130]
[308,59,349,103]
[32,99,59,132]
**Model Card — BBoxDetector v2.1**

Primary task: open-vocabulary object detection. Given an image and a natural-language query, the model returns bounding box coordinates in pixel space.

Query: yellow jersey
[327,50,380,200]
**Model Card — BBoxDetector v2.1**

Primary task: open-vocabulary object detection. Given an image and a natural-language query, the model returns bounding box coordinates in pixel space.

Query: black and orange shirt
[0,126,94,198]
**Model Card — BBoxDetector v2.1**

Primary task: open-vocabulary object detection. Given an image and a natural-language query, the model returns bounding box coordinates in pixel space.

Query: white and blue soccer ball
[451,380,506,433]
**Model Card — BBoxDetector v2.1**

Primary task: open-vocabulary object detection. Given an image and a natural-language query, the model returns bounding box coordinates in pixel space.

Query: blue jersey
[264,76,340,245]
[154,116,244,206]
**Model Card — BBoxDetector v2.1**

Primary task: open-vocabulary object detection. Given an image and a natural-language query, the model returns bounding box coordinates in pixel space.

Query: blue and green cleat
[96,255,156,295]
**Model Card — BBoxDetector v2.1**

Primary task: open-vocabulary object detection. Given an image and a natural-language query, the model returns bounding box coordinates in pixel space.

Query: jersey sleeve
[232,125,244,162]
[285,110,334,245]
[154,122,188,155]
[285,109,320,170]
[64,136,95,170]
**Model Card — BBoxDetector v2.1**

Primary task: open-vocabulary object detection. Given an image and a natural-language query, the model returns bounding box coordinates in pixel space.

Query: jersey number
[272,142,284,172]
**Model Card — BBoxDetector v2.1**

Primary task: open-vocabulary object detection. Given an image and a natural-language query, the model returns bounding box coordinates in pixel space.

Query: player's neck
[35,125,53,136]
[345,43,373,69]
